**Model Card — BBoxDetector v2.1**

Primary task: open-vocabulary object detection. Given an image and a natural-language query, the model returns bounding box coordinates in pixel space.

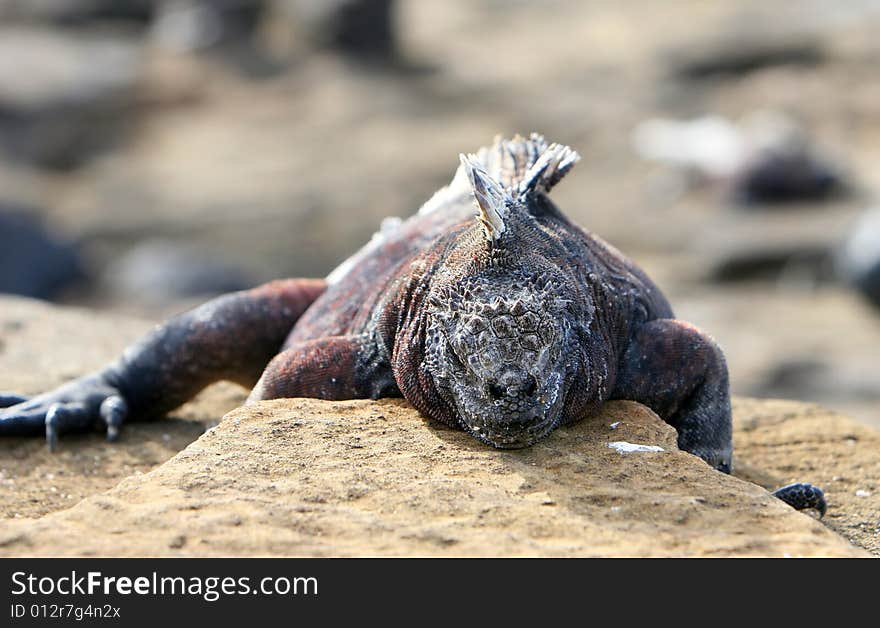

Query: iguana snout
[461,366,567,449]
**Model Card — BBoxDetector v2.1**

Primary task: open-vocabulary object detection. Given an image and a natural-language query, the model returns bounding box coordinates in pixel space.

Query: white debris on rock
[607,441,665,454]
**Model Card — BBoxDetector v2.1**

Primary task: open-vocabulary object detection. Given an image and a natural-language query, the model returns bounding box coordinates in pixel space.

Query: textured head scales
[459,133,581,241]
[423,270,580,449]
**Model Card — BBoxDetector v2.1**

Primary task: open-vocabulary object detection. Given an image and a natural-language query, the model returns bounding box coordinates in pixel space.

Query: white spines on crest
[460,153,512,242]
[458,133,581,242]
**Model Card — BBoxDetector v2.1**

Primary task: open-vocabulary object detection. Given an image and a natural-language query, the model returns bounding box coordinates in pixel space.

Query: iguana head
[424,271,581,448]
[420,135,587,448]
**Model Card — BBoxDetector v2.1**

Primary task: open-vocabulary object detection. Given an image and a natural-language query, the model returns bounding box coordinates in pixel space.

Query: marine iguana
[0,133,824,515]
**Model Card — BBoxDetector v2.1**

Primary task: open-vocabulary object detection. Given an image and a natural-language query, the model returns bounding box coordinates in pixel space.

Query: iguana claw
[44,405,59,452]
[44,401,92,451]
[100,395,128,442]
[0,378,127,451]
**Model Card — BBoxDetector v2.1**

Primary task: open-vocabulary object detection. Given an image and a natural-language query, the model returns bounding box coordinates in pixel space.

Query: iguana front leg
[612,319,827,516]
[247,335,398,402]
[611,319,733,473]
[0,278,326,448]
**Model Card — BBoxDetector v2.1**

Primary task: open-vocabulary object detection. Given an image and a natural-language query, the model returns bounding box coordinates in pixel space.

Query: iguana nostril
[487,377,537,399]
[487,382,505,400]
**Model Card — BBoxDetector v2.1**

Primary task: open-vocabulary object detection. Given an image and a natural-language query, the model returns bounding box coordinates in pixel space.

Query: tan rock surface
[732,398,880,555]
[0,397,866,557]
[0,296,875,557]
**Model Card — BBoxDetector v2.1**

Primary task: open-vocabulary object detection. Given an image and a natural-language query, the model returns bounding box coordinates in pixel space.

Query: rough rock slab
[0,398,866,557]
[733,398,880,555]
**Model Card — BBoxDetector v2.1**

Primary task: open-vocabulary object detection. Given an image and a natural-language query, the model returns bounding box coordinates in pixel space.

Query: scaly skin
[0,134,825,515]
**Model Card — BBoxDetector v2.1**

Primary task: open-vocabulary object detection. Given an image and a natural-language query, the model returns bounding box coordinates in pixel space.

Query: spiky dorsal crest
[517,141,580,196]
[460,133,580,242]
[469,133,581,193]
[460,153,511,241]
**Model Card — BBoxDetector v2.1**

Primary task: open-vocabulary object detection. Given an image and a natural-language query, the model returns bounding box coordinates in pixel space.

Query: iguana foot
[0,393,29,408]
[0,377,128,451]
[772,482,827,518]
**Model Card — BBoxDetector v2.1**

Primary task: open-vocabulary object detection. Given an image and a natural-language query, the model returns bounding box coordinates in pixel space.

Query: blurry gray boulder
[103,239,253,306]
[151,1,267,53]
[749,357,880,407]
[837,208,880,309]
[0,26,143,169]
[632,111,847,205]
[670,36,824,81]
[0,1,266,46]
[0,206,85,299]
[708,246,831,284]
[0,1,155,26]
[265,0,396,62]
[731,132,845,206]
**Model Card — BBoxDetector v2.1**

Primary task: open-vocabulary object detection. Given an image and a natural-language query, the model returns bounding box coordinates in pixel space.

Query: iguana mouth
[456,379,568,449]
[462,410,564,449]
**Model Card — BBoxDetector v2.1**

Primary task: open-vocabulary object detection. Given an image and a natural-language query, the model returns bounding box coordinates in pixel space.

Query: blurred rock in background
[262,0,397,62]
[151,1,265,51]
[0,1,155,26]
[102,238,253,308]
[632,110,848,205]
[0,25,143,169]
[836,207,880,309]
[667,29,825,81]
[729,111,847,205]
[0,205,85,299]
